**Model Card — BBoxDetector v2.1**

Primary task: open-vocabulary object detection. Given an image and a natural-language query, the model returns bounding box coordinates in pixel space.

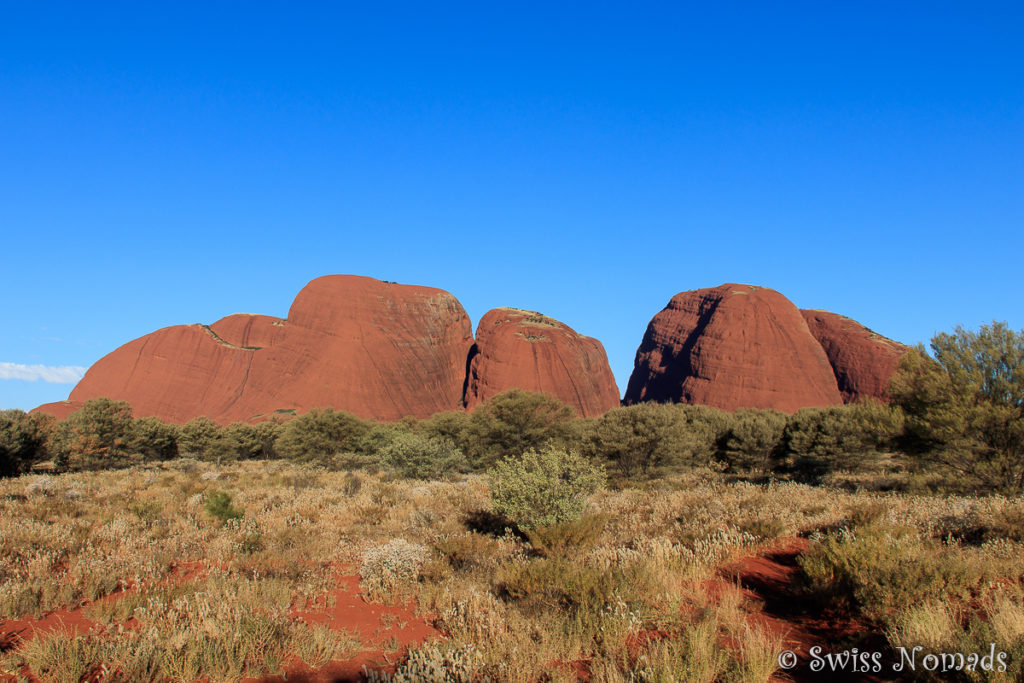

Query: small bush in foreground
[359,538,429,598]
[488,446,606,530]
[203,491,243,522]
[380,432,466,480]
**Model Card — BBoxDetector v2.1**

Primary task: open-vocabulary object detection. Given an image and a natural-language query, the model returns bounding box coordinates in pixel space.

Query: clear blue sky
[3,2,1022,410]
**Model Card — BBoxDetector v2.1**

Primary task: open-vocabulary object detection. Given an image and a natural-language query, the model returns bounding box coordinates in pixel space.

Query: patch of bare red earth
[0,564,437,683]
[243,568,439,683]
[720,537,892,683]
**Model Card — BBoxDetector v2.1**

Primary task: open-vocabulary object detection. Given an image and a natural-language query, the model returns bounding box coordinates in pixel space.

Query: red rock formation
[210,313,284,349]
[64,324,262,424]
[464,308,620,417]
[230,276,474,422]
[31,400,85,421]
[36,275,474,424]
[801,310,907,403]
[624,284,843,412]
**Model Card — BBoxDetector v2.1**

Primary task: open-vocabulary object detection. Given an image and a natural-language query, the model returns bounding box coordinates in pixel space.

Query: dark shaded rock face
[624,284,844,413]
[801,309,908,403]
[464,308,620,417]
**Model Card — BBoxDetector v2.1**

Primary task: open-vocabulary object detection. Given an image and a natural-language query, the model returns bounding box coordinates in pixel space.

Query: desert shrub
[274,408,370,464]
[586,403,731,477]
[204,491,243,522]
[178,416,221,459]
[220,421,281,460]
[357,422,412,457]
[587,403,687,478]
[783,401,903,481]
[677,404,735,463]
[380,432,467,480]
[0,409,53,476]
[366,642,494,683]
[416,410,472,451]
[359,538,428,597]
[891,323,1024,493]
[488,446,606,530]
[463,390,576,469]
[130,416,180,462]
[525,513,609,557]
[432,533,503,573]
[798,525,998,621]
[341,471,362,496]
[721,409,787,473]
[51,398,134,471]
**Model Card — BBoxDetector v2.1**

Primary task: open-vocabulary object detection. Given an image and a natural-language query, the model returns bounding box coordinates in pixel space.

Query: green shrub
[587,403,687,477]
[379,432,466,480]
[677,404,735,463]
[219,421,282,461]
[463,390,576,469]
[204,491,243,522]
[721,409,787,473]
[525,513,609,557]
[274,409,370,464]
[178,416,221,459]
[416,410,472,451]
[0,409,53,476]
[891,322,1024,493]
[357,422,411,456]
[782,402,902,481]
[51,398,134,471]
[488,446,606,530]
[130,417,180,462]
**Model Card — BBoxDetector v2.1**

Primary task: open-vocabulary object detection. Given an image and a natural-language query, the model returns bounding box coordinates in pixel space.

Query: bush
[587,403,687,477]
[204,491,243,522]
[51,398,134,470]
[274,409,369,464]
[891,322,1024,492]
[357,422,411,457]
[341,471,362,497]
[488,446,606,530]
[721,409,787,473]
[359,538,429,597]
[416,410,472,451]
[220,421,282,461]
[783,402,903,481]
[130,417,180,462]
[0,410,53,476]
[379,432,466,480]
[463,390,576,469]
[525,513,609,557]
[178,416,221,459]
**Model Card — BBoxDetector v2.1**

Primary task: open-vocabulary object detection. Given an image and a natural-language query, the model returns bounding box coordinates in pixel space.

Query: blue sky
[2,2,1022,410]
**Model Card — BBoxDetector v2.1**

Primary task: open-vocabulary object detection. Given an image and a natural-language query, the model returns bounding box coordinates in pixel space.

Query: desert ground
[2,458,1022,682]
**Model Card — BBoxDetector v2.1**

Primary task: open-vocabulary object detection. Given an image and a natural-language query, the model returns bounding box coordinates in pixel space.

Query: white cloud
[0,363,87,384]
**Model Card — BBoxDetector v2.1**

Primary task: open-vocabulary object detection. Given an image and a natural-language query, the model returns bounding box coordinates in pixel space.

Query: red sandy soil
[2,540,894,682]
[720,537,891,683]
[0,563,437,683]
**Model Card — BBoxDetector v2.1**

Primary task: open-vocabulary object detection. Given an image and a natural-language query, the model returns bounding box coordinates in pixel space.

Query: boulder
[464,308,620,417]
[624,284,843,412]
[801,309,908,403]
